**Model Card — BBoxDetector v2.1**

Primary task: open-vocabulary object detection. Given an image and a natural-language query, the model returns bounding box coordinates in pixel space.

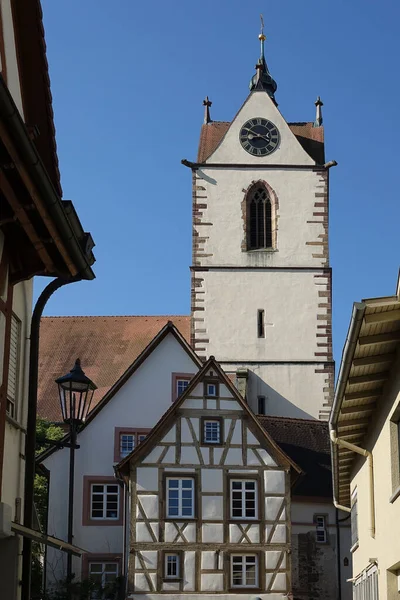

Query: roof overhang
[11,522,86,556]
[330,279,400,507]
[0,74,95,283]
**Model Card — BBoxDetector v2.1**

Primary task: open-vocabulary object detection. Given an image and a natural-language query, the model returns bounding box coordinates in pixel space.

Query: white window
[206,383,217,396]
[166,477,194,518]
[351,488,358,549]
[164,553,180,579]
[353,565,379,600]
[6,314,21,419]
[230,479,258,520]
[177,379,190,397]
[231,555,258,588]
[315,515,327,543]
[89,561,119,598]
[204,419,221,444]
[91,484,119,519]
[120,434,135,458]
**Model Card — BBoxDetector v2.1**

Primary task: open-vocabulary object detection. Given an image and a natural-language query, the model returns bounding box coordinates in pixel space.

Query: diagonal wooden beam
[348,372,389,386]
[359,331,400,347]
[364,310,400,324]
[0,172,55,273]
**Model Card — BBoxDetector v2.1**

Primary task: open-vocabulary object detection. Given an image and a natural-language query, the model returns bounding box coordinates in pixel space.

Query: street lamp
[56,358,97,593]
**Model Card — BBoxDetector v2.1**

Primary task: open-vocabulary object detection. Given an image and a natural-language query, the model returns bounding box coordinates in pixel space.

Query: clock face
[239,118,280,157]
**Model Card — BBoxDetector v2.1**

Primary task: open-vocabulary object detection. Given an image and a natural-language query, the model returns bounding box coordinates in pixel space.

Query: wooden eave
[333,296,400,507]
[0,75,95,283]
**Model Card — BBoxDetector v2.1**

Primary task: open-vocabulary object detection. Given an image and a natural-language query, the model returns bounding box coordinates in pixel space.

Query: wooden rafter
[352,353,395,367]
[364,310,400,324]
[348,372,389,386]
[340,403,376,415]
[344,390,381,402]
[358,331,400,347]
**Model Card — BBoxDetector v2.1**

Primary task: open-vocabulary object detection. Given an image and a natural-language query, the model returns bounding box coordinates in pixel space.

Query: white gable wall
[44,332,199,586]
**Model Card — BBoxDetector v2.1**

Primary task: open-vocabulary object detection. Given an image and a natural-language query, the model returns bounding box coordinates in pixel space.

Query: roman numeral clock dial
[239,118,280,156]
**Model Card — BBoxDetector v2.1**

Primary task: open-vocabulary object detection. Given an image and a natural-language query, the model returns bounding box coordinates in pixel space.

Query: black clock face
[239,118,280,157]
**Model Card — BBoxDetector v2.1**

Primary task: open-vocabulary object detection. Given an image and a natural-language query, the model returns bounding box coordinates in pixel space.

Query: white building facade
[188,40,333,421]
[42,324,202,588]
[117,357,299,599]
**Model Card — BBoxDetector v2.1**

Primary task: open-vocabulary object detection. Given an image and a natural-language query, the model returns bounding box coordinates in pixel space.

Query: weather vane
[259,14,266,42]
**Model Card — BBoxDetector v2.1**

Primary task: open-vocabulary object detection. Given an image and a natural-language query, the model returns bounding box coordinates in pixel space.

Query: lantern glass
[56,359,96,426]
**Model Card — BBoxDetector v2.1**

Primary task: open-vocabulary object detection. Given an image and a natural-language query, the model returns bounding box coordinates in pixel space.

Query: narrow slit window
[257,310,265,338]
[257,396,266,415]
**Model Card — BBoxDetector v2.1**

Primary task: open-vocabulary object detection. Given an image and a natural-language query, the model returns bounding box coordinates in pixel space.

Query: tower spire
[314,96,323,127]
[249,15,277,103]
[203,96,212,124]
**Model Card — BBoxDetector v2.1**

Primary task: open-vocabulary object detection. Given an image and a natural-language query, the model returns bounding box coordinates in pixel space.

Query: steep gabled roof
[38,320,199,463]
[38,315,191,422]
[116,356,302,479]
[197,120,324,164]
[258,416,332,498]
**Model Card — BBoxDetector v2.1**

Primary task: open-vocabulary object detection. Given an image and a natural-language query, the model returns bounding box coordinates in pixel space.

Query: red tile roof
[38,316,190,422]
[197,121,324,164]
[12,0,62,195]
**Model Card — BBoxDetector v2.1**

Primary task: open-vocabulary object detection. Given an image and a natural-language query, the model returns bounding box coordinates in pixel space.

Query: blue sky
[37,0,400,364]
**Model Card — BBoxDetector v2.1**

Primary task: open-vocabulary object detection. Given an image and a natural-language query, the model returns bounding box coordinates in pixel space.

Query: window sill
[165,517,197,522]
[244,248,278,253]
[389,484,400,504]
[350,541,359,553]
[229,587,261,593]
[6,414,26,432]
[163,578,181,582]
[229,519,261,524]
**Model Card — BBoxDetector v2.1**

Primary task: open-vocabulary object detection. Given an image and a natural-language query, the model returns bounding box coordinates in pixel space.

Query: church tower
[185,30,334,420]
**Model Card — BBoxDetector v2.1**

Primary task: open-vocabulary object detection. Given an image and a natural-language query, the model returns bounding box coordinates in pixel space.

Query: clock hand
[248,133,271,142]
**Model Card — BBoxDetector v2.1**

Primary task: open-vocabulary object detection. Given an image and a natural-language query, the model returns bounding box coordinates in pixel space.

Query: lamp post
[56,358,97,594]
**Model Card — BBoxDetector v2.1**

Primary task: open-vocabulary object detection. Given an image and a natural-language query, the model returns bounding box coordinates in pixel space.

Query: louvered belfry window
[7,314,21,418]
[248,185,272,250]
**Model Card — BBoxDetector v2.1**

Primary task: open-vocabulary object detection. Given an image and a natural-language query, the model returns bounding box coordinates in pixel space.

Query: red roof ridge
[41,314,190,319]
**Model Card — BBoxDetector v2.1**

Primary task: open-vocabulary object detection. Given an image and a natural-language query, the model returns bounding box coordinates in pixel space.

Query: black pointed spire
[203,96,212,124]
[249,16,277,103]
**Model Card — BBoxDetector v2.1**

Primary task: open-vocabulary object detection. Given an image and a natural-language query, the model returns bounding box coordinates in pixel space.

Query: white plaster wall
[197,168,325,269]
[201,270,320,362]
[225,363,328,420]
[0,0,24,115]
[208,91,314,166]
[2,280,32,516]
[44,332,200,579]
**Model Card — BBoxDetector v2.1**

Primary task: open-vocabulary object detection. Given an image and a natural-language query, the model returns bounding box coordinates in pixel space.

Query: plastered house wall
[44,332,199,585]
[350,351,400,599]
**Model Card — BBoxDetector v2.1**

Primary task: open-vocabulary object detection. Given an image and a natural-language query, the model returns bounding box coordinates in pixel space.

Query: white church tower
[184,29,335,420]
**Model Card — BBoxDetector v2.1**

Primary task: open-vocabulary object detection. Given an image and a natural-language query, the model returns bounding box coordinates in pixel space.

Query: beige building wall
[350,351,400,598]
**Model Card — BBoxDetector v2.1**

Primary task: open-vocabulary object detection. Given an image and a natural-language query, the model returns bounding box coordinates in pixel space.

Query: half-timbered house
[116,356,302,598]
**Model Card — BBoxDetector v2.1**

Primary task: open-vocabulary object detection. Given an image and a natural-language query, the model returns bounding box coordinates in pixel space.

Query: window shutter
[7,315,20,403]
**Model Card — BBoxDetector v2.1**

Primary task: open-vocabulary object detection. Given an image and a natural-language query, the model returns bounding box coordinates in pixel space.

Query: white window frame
[353,565,379,600]
[120,433,135,458]
[6,313,21,419]
[166,477,195,519]
[230,479,258,520]
[203,419,221,444]
[351,488,358,550]
[90,483,120,520]
[176,378,190,398]
[164,553,180,579]
[230,554,258,588]
[315,515,327,543]
[206,383,217,397]
[88,561,119,598]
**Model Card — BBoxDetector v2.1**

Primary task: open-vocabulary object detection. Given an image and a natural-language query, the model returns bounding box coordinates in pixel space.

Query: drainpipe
[21,276,82,600]
[330,429,375,538]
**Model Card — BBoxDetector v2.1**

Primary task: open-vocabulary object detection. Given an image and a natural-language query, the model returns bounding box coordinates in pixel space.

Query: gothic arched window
[248,184,272,250]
